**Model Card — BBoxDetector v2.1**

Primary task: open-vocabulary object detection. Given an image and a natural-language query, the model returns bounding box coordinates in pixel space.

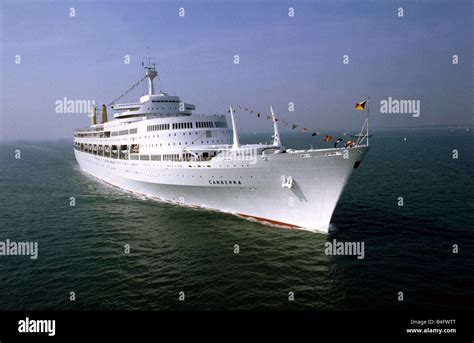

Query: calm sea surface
[0,128,472,310]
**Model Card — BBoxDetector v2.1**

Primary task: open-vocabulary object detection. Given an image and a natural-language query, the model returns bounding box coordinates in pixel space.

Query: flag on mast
[354,99,368,110]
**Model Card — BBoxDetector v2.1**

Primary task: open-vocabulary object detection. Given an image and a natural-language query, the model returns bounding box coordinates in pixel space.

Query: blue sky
[0,0,472,140]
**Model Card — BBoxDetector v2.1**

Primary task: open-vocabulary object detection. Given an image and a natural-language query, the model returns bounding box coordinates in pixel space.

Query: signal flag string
[230,105,345,145]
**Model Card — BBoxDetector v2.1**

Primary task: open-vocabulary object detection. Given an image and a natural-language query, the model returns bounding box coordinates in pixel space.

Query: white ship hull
[74,146,369,233]
[73,61,371,233]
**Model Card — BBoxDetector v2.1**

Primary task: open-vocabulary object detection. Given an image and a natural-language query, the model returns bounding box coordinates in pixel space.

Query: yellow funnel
[90,104,97,126]
[101,104,108,124]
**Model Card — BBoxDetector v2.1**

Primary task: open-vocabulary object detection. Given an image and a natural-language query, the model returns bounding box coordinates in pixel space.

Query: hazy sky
[0,0,472,141]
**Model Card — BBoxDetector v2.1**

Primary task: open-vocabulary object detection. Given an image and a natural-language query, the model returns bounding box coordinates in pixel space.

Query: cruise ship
[73,61,370,233]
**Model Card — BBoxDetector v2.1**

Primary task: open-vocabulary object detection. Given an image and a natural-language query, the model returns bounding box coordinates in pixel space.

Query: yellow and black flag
[354,99,367,110]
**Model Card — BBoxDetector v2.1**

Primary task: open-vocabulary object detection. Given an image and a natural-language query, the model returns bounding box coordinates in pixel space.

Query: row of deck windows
[172,122,193,130]
[152,100,180,103]
[76,121,228,138]
[140,139,226,147]
[76,128,137,138]
[196,121,214,128]
[74,142,216,162]
[147,124,170,132]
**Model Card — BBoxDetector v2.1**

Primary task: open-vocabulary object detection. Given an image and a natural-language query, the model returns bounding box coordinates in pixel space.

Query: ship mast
[229,105,240,150]
[143,52,158,95]
[270,106,281,146]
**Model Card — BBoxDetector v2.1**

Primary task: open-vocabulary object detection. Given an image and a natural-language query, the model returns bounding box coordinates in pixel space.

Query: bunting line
[229,105,349,145]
